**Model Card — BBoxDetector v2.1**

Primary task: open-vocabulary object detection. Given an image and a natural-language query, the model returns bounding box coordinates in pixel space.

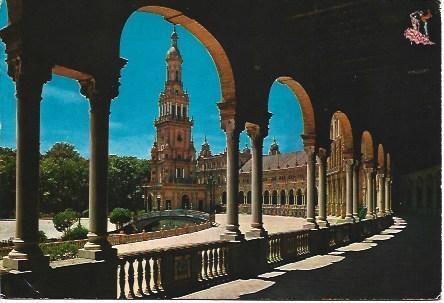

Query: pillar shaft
[221,124,244,240]
[304,146,318,229]
[385,177,391,214]
[246,125,267,238]
[352,162,359,220]
[78,79,119,259]
[3,60,51,271]
[345,159,355,222]
[377,173,386,216]
[316,149,329,227]
[365,168,375,219]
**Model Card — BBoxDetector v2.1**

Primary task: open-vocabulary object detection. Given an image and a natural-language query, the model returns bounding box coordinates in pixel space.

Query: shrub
[53,208,81,235]
[358,207,367,220]
[38,230,48,243]
[40,243,78,261]
[109,208,132,229]
[62,224,88,241]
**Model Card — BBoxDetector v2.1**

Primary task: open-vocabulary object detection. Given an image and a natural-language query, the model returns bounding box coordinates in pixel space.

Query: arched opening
[182,195,190,209]
[326,111,354,216]
[296,189,303,205]
[264,191,270,204]
[222,192,227,205]
[247,191,252,204]
[147,194,153,212]
[289,189,295,205]
[360,130,375,207]
[272,190,278,205]
[280,190,286,205]
[238,191,245,204]
[377,144,385,171]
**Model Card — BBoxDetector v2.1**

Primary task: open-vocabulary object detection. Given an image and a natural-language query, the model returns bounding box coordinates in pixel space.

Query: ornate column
[218,102,244,241]
[385,176,391,215]
[352,162,360,221]
[344,159,355,223]
[78,77,119,260]
[372,172,377,216]
[316,148,329,227]
[246,123,268,238]
[3,57,52,271]
[303,146,318,229]
[377,173,386,216]
[365,168,375,219]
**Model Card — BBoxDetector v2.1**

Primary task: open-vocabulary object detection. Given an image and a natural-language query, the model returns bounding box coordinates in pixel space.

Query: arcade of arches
[0,2,401,270]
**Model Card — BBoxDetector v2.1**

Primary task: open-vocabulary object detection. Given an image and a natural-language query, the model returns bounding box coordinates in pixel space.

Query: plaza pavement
[115,214,307,255]
[177,215,441,300]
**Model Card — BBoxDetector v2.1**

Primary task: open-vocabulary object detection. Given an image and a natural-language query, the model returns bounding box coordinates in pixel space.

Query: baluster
[145,257,153,295]
[213,248,219,277]
[118,260,127,299]
[203,249,209,280]
[153,256,160,292]
[220,247,226,275]
[157,257,163,291]
[208,248,214,279]
[197,249,204,281]
[127,258,136,299]
[136,257,144,297]
[268,240,272,262]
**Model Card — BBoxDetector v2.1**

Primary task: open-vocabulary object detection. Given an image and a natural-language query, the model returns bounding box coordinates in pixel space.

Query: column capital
[245,122,268,139]
[317,147,328,160]
[301,133,316,147]
[344,158,356,170]
[6,55,52,85]
[79,77,120,104]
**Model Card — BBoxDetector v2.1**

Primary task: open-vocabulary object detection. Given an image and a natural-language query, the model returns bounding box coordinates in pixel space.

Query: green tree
[0,148,16,218]
[108,156,149,211]
[40,143,88,213]
[109,208,132,230]
[53,208,80,236]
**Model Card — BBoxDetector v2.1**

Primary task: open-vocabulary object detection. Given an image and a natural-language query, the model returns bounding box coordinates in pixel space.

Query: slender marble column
[345,159,355,223]
[365,168,375,219]
[3,59,51,271]
[316,148,329,227]
[220,124,244,241]
[377,173,386,216]
[246,125,267,238]
[78,79,118,260]
[385,176,391,214]
[303,146,318,229]
[352,162,360,221]
[372,173,377,217]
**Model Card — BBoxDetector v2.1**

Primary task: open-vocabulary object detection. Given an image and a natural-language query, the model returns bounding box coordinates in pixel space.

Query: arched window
[289,189,295,205]
[272,190,278,204]
[247,191,252,204]
[264,191,270,204]
[222,192,227,205]
[238,191,245,204]
[296,189,303,205]
[280,190,286,204]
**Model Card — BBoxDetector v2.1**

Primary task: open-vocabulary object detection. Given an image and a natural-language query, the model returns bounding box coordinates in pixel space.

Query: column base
[344,216,355,224]
[77,247,117,261]
[2,253,50,271]
[246,228,268,238]
[220,231,245,241]
[303,222,319,230]
[317,220,330,228]
[377,211,386,217]
[352,215,360,222]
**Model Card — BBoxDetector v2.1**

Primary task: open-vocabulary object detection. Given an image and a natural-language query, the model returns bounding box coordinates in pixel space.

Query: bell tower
[150,26,196,185]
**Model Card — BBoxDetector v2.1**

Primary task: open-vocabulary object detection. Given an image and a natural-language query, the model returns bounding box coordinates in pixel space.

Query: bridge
[129,210,211,232]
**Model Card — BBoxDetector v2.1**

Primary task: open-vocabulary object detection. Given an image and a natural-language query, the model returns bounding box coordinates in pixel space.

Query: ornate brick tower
[145,27,207,212]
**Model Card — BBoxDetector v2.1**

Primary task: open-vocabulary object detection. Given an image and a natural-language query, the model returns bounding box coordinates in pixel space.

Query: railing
[0,222,212,258]
[116,240,231,299]
[223,204,308,217]
[267,230,311,266]
[136,209,210,222]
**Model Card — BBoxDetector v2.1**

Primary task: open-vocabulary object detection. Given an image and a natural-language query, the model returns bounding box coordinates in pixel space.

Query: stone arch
[274,77,316,145]
[127,6,236,104]
[377,144,385,170]
[361,131,375,165]
[330,111,354,155]
[289,189,295,205]
[296,189,303,205]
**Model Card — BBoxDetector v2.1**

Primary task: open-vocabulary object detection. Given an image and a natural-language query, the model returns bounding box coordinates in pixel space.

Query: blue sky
[0,6,303,158]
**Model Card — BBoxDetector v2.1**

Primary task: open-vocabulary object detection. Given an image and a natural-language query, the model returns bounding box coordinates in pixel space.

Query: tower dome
[269,138,280,155]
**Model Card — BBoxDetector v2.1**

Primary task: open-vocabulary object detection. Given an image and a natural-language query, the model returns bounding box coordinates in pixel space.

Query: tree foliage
[0,142,149,218]
[53,208,80,235]
[109,208,132,229]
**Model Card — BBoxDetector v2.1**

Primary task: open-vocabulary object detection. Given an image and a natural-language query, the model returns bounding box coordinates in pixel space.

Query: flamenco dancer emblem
[404,9,434,45]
